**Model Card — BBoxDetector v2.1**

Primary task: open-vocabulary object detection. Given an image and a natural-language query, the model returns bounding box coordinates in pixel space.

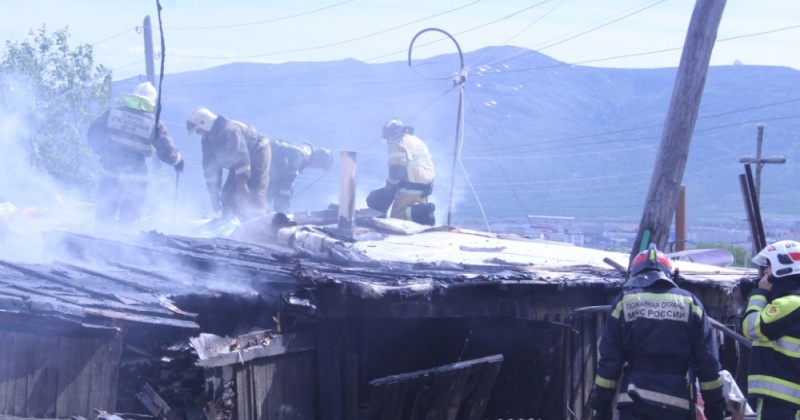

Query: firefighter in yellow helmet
[87,81,183,230]
[186,107,271,221]
[366,119,436,225]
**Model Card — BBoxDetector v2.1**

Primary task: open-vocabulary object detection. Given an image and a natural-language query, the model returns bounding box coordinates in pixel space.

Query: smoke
[0,74,100,262]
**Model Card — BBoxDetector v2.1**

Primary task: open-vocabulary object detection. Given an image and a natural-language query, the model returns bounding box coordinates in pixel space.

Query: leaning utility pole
[630,0,727,263]
[738,123,786,201]
[143,16,156,85]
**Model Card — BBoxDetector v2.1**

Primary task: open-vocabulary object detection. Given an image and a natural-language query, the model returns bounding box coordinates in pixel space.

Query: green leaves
[1,25,113,196]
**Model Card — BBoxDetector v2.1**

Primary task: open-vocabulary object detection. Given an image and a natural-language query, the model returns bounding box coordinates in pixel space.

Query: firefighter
[589,244,726,420]
[186,107,271,220]
[87,81,184,230]
[744,240,800,418]
[267,139,333,213]
[366,119,436,225]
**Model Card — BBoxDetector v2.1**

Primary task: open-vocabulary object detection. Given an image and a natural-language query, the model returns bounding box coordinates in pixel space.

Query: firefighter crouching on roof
[186,107,271,221]
[589,244,726,420]
[87,81,184,230]
[267,140,333,213]
[366,119,436,226]
[744,240,800,419]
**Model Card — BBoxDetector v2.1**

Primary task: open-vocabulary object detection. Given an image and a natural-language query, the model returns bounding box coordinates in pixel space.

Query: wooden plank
[459,358,503,419]
[12,331,28,416]
[55,336,71,418]
[196,332,315,367]
[410,367,461,418]
[316,320,344,420]
[369,355,503,420]
[25,333,48,418]
[0,331,10,414]
[260,358,278,420]
[235,365,252,420]
[74,337,93,416]
[41,334,60,417]
[88,335,119,412]
[135,382,182,420]
[342,352,359,420]
[103,333,123,412]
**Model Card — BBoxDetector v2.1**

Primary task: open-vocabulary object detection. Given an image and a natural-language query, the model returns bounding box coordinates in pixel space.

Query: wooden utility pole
[629,0,727,263]
[143,15,160,171]
[675,186,686,252]
[143,16,156,84]
[739,123,786,201]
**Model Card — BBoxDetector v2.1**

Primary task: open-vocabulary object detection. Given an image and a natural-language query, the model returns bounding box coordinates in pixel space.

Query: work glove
[590,409,612,420]
[703,397,726,420]
[174,157,185,173]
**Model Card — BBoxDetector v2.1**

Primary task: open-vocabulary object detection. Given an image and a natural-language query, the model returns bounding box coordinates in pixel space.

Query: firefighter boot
[410,203,436,226]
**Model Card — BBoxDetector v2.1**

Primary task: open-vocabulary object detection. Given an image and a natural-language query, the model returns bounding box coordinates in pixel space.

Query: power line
[170,0,487,60]
[166,0,357,30]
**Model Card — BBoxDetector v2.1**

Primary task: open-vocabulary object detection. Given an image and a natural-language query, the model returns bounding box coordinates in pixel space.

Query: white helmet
[186,107,218,134]
[381,118,413,140]
[131,82,158,107]
[752,240,800,278]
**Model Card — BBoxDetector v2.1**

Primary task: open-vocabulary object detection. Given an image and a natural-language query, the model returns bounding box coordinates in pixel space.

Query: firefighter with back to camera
[87,81,184,230]
[366,119,436,225]
[589,244,726,420]
[744,239,800,418]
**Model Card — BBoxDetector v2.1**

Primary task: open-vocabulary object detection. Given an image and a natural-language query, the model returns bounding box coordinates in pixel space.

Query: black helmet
[309,147,333,171]
[630,243,673,279]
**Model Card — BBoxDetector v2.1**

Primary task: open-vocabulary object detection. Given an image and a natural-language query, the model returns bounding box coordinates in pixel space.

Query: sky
[1,0,798,81]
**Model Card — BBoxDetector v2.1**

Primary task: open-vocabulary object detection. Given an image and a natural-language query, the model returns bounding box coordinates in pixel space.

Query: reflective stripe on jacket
[744,290,800,406]
[87,106,181,173]
[387,133,435,186]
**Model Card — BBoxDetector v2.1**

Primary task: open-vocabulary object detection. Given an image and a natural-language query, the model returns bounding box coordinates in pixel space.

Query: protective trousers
[757,398,800,420]
[95,157,148,230]
[390,190,427,221]
[220,144,270,218]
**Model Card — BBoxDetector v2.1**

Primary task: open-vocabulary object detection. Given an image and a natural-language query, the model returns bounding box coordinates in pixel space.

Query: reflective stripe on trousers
[617,383,691,411]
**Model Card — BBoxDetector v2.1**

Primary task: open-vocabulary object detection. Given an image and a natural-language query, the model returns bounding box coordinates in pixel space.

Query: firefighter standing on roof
[186,107,271,220]
[366,119,436,225]
[744,240,800,419]
[87,81,184,230]
[267,139,333,213]
[589,244,726,420]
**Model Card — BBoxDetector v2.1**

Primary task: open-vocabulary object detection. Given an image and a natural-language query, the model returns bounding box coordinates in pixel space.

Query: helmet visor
[186,120,197,132]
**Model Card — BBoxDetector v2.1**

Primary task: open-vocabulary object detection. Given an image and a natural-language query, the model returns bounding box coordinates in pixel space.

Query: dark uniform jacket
[201,116,270,212]
[590,278,724,415]
[743,282,800,407]
[267,140,310,213]
[88,106,181,178]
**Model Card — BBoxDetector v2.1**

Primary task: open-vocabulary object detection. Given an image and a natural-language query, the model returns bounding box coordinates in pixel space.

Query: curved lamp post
[408,28,467,227]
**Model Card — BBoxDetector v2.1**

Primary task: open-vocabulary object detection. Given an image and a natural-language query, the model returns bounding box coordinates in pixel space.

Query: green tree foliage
[1,25,112,194]
[694,242,749,267]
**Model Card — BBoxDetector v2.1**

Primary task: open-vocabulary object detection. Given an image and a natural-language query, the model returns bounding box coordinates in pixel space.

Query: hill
[116,46,800,226]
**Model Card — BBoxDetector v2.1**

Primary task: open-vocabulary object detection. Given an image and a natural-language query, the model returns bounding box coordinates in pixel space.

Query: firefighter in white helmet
[366,119,436,225]
[87,81,183,230]
[744,240,800,418]
[186,107,271,220]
